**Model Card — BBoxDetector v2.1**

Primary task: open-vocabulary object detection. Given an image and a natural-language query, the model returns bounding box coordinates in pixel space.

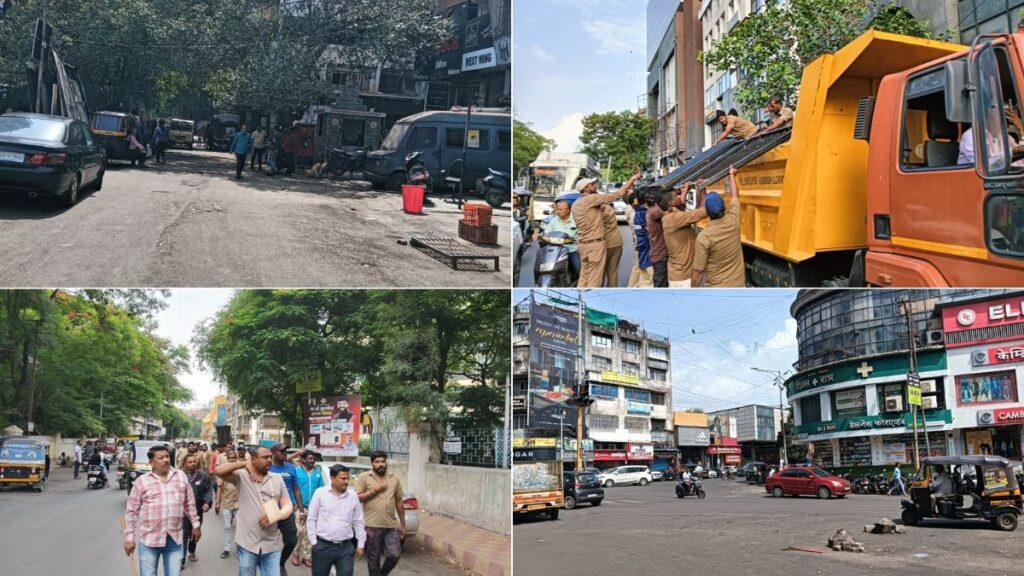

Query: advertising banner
[965,429,994,455]
[956,371,1018,406]
[834,388,867,418]
[304,394,361,457]
[216,404,227,426]
[527,391,577,435]
[626,443,654,461]
[676,426,711,446]
[528,304,579,395]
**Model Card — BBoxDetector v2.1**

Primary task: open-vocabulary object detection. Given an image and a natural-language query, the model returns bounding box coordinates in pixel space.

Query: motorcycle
[675,477,706,499]
[476,168,509,208]
[405,151,432,189]
[87,464,108,489]
[533,231,576,287]
[319,147,367,179]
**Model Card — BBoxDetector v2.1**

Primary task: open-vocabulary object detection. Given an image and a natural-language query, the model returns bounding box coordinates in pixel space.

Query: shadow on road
[0,184,101,221]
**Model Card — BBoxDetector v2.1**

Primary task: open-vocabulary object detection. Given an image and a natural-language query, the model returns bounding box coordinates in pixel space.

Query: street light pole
[752,367,791,467]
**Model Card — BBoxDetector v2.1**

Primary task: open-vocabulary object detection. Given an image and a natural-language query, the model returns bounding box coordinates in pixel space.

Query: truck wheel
[817,486,832,499]
[994,512,1019,531]
[563,496,576,510]
[547,509,559,521]
[901,508,921,526]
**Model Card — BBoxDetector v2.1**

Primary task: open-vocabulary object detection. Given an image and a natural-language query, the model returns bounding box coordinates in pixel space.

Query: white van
[597,465,653,487]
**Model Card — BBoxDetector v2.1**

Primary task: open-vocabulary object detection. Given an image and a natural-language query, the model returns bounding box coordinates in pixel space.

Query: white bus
[523,151,601,225]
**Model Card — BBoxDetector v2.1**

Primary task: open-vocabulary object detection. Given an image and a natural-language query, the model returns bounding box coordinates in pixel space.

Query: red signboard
[987,346,1024,365]
[943,296,1024,347]
[724,454,741,464]
[706,446,741,455]
[593,450,627,462]
[989,407,1024,426]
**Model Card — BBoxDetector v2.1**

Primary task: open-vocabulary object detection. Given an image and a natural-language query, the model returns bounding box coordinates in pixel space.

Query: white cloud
[764,318,798,351]
[728,341,747,357]
[541,112,586,152]
[581,19,643,54]
[531,45,555,62]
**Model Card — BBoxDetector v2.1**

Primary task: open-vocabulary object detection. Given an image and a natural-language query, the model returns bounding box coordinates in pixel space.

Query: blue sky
[514,0,648,151]
[514,289,801,412]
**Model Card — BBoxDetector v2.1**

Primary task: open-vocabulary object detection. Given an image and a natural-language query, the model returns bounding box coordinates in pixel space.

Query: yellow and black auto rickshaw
[90,111,134,162]
[901,455,1022,531]
[0,436,48,492]
[124,440,172,494]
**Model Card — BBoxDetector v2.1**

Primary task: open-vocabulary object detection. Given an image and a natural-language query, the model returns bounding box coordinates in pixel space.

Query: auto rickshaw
[901,455,1022,531]
[124,440,173,494]
[90,111,135,162]
[0,436,48,492]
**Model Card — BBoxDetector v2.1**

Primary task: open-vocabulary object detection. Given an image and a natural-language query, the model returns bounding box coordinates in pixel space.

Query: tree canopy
[701,0,947,115]
[0,289,192,437]
[194,290,509,441]
[0,0,449,118]
[578,111,654,183]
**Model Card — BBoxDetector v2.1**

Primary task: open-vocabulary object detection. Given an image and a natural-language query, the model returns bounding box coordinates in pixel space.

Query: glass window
[799,395,821,424]
[624,389,651,403]
[986,194,1024,257]
[590,414,619,430]
[647,368,667,382]
[621,339,641,354]
[622,362,641,376]
[446,127,489,149]
[900,68,965,170]
[1,115,67,141]
[590,384,619,399]
[648,346,668,360]
[414,126,438,149]
[514,321,528,337]
[592,334,612,348]
[651,392,666,405]
[624,416,650,432]
[591,356,613,371]
[955,370,1018,405]
[498,130,510,151]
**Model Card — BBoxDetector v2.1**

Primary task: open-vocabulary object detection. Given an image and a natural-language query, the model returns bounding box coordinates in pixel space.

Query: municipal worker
[570,172,642,287]
[759,97,794,134]
[713,110,758,145]
[662,181,708,288]
[692,166,745,287]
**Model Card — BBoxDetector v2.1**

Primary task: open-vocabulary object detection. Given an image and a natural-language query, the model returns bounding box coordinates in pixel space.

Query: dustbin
[402,184,425,214]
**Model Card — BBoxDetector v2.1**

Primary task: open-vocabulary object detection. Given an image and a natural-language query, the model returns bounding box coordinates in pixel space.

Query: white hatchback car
[597,465,653,487]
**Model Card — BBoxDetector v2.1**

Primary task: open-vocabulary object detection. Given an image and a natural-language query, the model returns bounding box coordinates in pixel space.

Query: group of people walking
[228,123,303,180]
[126,111,169,166]
[123,442,407,576]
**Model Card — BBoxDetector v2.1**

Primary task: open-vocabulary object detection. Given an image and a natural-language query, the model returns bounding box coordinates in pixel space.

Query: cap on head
[705,192,725,218]
[574,177,598,192]
[270,442,287,452]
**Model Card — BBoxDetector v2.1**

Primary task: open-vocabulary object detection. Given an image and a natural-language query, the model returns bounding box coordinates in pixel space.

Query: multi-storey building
[706,404,786,463]
[786,289,1024,470]
[512,299,675,471]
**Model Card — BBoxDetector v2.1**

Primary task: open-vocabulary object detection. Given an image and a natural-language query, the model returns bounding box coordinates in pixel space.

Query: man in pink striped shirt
[123,445,201,576]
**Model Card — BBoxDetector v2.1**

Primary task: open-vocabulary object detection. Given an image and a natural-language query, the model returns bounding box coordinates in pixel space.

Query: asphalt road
[0,149,510,287]
[513,477,1024,576]
[517,223,631,287]
[0,466,465,576]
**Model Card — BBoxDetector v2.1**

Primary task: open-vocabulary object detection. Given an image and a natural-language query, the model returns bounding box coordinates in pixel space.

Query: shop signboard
[786,351,946,396]
[907,373,921,407]
[795,410,953,436]
[462,47,497,72]
[626,443,654,461]
[942,296,1024,345]
[676,426,711,446]
[593,449,627,461]
[601,371,640,385]
[972,345,1024,366]
[626,401,652,415]
[977,406,1024,426]
[303,394,361,457]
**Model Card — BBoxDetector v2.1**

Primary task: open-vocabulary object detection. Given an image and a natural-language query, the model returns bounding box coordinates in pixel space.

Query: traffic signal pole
[576,289,584,472]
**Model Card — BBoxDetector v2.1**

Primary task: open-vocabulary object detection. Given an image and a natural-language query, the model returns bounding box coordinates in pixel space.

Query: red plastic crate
[462,203,493,227]
[458,220,499,245]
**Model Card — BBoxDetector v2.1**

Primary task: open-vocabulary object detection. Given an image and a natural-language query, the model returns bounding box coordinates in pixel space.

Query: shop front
[796,411,953,467]
[676,425,711,467]
[706,437,741,467]
[963,407,1024,459]
[593,448,627,470]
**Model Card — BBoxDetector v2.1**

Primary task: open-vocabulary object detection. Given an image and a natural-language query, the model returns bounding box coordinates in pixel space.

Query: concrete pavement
[513,476,1024,575]
[0,466,468,575]
[0,149,510,287]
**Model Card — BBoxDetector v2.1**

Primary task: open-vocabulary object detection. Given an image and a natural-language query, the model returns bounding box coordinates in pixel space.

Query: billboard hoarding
[304,394,361,457]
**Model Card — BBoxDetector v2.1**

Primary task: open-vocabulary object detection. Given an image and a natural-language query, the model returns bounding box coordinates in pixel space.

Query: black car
[563,470,604,509]
[0,112,105,207]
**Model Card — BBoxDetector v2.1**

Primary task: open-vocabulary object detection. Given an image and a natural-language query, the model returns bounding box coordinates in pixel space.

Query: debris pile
[864,517,908,535]
[828,529,865,553]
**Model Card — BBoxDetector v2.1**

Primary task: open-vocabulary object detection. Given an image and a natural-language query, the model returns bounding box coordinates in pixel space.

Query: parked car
[315,462,420,544]
[563,470,604,509]
[612,198,628,223]
[597,465,653,487]
[738,461,767,478]
[364,109,511,196]
[765,465,853,499]
[0,112,105,207]
[650,470,663,482]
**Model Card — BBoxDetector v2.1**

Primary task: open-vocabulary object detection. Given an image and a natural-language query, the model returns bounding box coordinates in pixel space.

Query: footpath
[414,510,510,576]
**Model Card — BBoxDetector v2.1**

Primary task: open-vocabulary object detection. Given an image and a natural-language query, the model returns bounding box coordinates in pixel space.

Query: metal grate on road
[410,237,500,272]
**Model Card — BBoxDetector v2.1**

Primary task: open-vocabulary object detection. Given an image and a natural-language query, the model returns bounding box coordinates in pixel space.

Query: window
[879,383,905,413]
[445,127,490,149]
[799,395,821,424]
[624,416,650,432]
[622,362,641,376]
[67,124,85,145]
[647,368,667,382]
[591,356,613,371]
[590,414,619,430]
[590,384,618,399]
[900,67,965,170]
[956,370,1018,405]
[340,119,366,147]
[592,334,612,348]
[413,126,438,150]
[624,389,651,403]
[513,321,528,338]
[498,130,510,151]
[651,392,666,405]
[648,346,668,360]
[331,71,342,86]
[621,339,641,354]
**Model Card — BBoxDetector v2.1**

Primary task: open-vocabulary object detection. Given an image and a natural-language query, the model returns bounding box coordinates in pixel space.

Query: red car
[765,466,852,499]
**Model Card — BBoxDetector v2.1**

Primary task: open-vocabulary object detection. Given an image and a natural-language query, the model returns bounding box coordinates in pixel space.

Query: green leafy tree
[702,0,944,115]
[513,120,554,177]
[578,111,654,183]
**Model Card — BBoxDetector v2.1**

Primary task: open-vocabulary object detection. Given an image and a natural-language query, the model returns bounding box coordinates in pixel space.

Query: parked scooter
[476,168,509,208]
[320,147,367,179]
[533,231,576,287]
[87,464,108,489]
[405,151,432,189]
[675,477,706,499]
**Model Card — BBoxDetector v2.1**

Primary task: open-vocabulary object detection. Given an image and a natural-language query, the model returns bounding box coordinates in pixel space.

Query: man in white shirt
[930,465,954,510]
[306,464,366,576]
[73,441,83,479]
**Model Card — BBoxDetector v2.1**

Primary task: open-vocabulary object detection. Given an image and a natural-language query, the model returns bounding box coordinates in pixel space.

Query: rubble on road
[864,517,908,534]
[828,529,865,553]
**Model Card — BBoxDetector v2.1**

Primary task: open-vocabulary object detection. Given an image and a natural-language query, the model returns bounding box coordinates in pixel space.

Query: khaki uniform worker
[713,110,758,145]
[692,166,746,287]
[601,201,623,287]
[662,184,708,287]
[759,97,794,134]
[571,173,642,287]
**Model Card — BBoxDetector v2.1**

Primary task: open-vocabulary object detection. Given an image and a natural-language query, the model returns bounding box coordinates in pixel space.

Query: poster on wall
[834,388,867,418]
[965,429,994,455]
[881,441,907,464]
[528,304,579,396]
[956,371,1018,405]
[304,394,361,457]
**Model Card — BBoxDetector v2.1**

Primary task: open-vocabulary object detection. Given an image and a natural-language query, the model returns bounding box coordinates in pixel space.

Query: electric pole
[752,367,791,467]
[902,299,929,469]
[575,289,585,472]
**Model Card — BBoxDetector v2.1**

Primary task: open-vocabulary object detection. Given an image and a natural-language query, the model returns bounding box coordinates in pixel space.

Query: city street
[0,149,510,287]
[0,466,467,576]
[513,477,1024,576]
